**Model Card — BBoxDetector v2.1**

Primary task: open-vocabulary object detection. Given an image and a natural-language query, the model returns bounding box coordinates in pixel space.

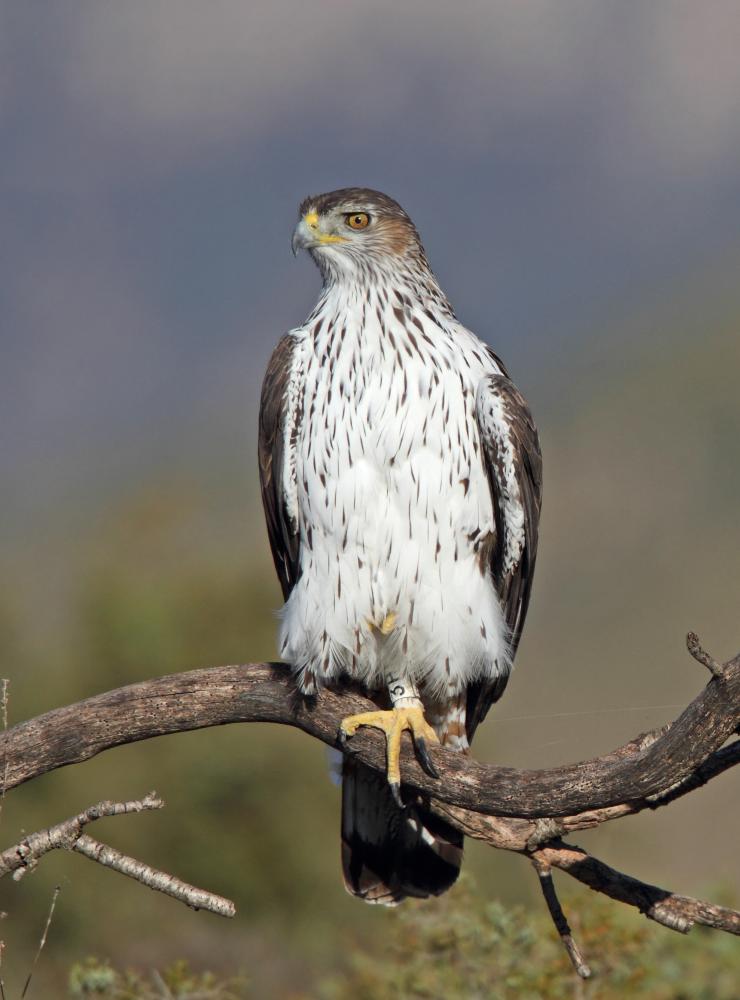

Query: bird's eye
[346,212,370,230]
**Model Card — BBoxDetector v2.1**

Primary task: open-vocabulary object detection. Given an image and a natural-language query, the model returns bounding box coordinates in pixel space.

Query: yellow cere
[303,209,346,245]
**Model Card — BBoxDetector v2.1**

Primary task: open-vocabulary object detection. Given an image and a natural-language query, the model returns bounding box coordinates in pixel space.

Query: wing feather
[258,334,302,600]
[466,369,542,739]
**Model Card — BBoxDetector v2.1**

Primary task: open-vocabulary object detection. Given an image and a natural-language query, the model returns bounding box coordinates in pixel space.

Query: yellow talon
[339,706,440,797]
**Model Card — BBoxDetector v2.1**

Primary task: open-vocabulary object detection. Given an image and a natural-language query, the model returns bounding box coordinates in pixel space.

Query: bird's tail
[340,757,463,905]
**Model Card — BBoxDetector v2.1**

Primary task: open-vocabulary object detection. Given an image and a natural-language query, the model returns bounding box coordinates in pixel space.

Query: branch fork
[0,795,234,918]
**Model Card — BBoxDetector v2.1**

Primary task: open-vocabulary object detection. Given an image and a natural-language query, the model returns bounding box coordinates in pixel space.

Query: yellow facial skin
[302,210,347,245]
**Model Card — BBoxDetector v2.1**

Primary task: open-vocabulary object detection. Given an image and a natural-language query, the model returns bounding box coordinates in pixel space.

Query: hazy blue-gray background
[1,2,739,995]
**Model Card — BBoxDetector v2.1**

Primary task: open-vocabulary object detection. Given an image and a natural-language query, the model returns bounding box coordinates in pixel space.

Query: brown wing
[258,334,301,600]
[466,370,543,741]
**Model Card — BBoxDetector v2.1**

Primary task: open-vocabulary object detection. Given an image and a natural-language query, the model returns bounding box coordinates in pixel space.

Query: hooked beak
[291,211,346,256]
[291,218,312,257]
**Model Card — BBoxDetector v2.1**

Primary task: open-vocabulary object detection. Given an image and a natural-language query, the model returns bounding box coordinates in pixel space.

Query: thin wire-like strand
[21,885,60,998]
[495,703,684,724]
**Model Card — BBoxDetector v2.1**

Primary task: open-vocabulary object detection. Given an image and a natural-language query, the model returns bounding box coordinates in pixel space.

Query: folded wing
[466,370,543,740]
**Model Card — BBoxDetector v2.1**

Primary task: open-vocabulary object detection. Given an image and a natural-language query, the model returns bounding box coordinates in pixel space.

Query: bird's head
[291,187,428,281]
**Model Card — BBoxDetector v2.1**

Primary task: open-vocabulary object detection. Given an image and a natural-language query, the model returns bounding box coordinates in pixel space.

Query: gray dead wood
[1,640,738,818]
[0,794,234,917]
[0,631,738,973]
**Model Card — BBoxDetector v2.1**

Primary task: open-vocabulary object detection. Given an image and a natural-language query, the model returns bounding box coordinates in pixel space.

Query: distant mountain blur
[3,2,740,538]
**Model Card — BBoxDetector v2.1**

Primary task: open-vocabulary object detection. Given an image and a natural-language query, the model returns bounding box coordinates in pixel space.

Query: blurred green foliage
[317,878,740,999]
[68,958,247,998]
[64,881,738,999]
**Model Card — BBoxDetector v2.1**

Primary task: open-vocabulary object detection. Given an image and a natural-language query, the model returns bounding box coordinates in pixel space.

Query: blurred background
[1,1,739,995]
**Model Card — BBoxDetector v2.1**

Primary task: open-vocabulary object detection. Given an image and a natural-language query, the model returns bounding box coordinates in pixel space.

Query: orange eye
[346,212,370,230]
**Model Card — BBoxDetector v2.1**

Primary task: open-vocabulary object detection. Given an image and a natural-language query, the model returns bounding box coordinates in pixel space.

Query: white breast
[278,284,510,698]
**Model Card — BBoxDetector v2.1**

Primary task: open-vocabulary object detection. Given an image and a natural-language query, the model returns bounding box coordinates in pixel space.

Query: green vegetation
[68,958,246,998]
[319,879,739,999]
[64,881,738,998]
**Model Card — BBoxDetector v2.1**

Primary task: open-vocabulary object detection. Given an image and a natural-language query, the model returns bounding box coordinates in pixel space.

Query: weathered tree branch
[532,841,740,936]
[0,632,738,974]
[686,630,737,681]
[72,832,235,917]
[2,638,738,818]
[0,795,235,917]
[0,794,162,880]
[532,857,591,979]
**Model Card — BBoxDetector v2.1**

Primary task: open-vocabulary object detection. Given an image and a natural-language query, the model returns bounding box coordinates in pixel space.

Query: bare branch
[0,652,738,820]
[534,842,740,937]
[436,796,740,939]
[0,794,164,879]
[0,795,235,918]
[429,738,740,854]
[643,739,740,807]
[73,835,235,917]
[686,631,727,679]
[428,742,740,942]
[0,636,737,958]
[531,858,591,979]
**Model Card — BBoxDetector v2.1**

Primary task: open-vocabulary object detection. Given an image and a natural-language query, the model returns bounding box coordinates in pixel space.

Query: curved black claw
[414,736,440,779]
[389,780,404,810]
[336,727,358,754]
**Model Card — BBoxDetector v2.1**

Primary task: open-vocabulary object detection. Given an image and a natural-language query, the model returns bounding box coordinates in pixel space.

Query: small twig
[0,793,164,879]
[0,794,235,918]
[21,884,60,998]
[534,841,740,936]
[531,858,591,978]
[0,679,7,828]
[686,632,726,680]
[73,835,235,917]
[151,968,174,997]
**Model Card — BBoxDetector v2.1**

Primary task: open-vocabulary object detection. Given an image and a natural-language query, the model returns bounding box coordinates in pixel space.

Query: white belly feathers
[277,292,510,698]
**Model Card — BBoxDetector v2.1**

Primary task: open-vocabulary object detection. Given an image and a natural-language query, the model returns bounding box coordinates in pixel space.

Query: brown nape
[374,216,415,256]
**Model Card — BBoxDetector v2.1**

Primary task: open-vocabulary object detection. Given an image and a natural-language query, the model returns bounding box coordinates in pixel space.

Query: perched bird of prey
[259,188,541,904]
